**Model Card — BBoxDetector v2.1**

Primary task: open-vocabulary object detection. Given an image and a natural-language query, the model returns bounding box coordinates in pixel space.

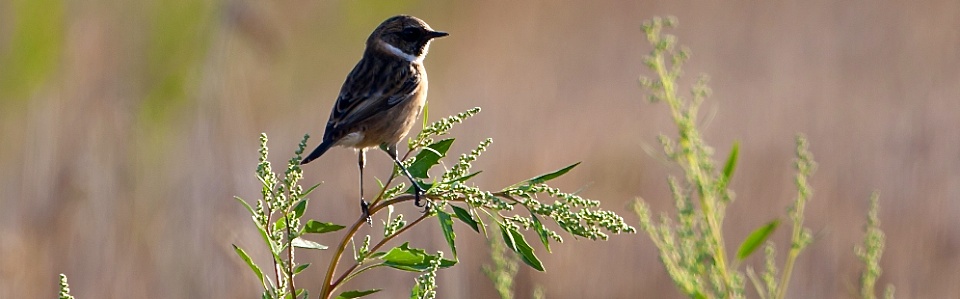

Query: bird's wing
[322,62,421,141]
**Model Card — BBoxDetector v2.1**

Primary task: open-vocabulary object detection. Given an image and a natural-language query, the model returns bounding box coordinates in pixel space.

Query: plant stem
[329,211,431,289]
[318,194,422,299]
[264,202,282,296]
[317,168,532,298]
[284,213,296,297]
[775,194,807,299]
[652,43,737,297]
[319,212,367,298]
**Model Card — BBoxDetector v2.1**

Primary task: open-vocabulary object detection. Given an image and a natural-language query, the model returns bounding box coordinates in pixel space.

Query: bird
[300,15,448,220]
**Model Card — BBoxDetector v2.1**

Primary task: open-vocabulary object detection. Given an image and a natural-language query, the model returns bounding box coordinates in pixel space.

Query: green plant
[857,193,895,299]
[633,16,813,299]
[233,107,635,299]
[633,16,895,299]
[745,137,815,299]
[58,274,75,299]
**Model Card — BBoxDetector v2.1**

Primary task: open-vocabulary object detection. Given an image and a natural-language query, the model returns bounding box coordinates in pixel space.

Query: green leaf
[410,284,424,299]
[303,220,345,234]
[273,218,288,232]
[475,210,489,237]
[292,199,308,219]
[380,243,457,272]
[531,214,552,253]
[438,259,457,268]
[375,177,385,189]
[736,219,780,260]
[450,205,480,233]
[509,162,581,190]
[381,243,424,264]
[284,288,306,299]
[499,224,545,271]
[302,182,322,197]
[449,171,482,183]
[720,142,740,189]
[335,289,381,299]
[291,237,328,250]
[500,224,517,249]
[234,196,256,216]
[232,244,266,288]
[293,263,310,275]
[437,210,458,259]
[407,139,455,178]
[233,197,279,253]
[421,102,429,129]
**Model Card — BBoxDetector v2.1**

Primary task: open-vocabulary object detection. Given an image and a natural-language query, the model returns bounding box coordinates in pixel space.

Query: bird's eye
[398,28,421,42]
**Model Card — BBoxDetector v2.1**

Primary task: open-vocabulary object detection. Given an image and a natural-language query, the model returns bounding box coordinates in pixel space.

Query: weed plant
[633,16,894,299]
[233,107,635,299]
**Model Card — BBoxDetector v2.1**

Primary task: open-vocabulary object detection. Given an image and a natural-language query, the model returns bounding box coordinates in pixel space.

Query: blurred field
[1,1,958,298]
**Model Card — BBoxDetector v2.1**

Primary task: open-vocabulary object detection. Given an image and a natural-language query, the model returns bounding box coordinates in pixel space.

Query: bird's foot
[360,199,372,226]
[412,184,431,213]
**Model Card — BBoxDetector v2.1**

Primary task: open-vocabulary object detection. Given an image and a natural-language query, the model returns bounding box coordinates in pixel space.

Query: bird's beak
[426,30,449,39]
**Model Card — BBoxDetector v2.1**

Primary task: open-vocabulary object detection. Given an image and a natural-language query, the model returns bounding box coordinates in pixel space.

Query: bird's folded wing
[324,70,421,137]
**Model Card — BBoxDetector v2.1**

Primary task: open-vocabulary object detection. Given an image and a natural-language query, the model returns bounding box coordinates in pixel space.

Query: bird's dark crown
[367,15,448,62]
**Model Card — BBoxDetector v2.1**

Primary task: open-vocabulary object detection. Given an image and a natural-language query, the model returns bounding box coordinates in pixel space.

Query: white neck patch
[381,41,423,63]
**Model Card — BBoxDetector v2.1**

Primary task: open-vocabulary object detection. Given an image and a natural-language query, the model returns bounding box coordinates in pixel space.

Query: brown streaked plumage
[301,15,447,219]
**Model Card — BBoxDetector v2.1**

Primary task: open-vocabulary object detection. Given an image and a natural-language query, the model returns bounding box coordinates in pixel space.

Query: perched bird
[301,15,448,219]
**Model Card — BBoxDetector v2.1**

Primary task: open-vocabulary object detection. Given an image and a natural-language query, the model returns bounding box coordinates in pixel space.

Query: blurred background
[1,1,958,298]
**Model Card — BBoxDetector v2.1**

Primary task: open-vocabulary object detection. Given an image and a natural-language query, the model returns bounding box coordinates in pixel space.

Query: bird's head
[368,15,448,63]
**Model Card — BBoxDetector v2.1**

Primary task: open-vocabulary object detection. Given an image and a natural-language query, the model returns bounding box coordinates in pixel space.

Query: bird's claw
[411,184,431,213]
[360,199,372,226]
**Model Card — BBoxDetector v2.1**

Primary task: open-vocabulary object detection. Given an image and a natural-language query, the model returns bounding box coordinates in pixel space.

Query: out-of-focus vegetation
[1,1,958,298]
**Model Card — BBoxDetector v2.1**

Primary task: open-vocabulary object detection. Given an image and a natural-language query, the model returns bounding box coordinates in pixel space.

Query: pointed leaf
[421,103,429,129]
[293,263,310,275]
[437,210,458,259]
[407,139,455,178]
[273,218,288,232]
[411,283,424,299]
[720,142,740,189]
[475,211,489,237]
[303,220,345,234]
[736,219,780,260]
[499,224,517,250]
[499,224,544,271]
[234,196,256,216]
[381,242,425,265]
[380,243,457,271]
[232,244,266,288]
[450,205,480,233]
[335,289,381,299]
[509,162,580,190]
[291,237,328,250]
[528,162,580,184]
[449,171,482,183]
[302,182,322,197]
[292,199,308,219]
[531,214,552,253]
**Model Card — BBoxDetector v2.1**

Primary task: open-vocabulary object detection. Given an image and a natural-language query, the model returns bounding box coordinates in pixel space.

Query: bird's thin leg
[385,145,427,210]
[358,149,371,224]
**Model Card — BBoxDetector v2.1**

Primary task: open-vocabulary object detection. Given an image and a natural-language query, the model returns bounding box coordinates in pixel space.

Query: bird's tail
[301,140,334,165]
